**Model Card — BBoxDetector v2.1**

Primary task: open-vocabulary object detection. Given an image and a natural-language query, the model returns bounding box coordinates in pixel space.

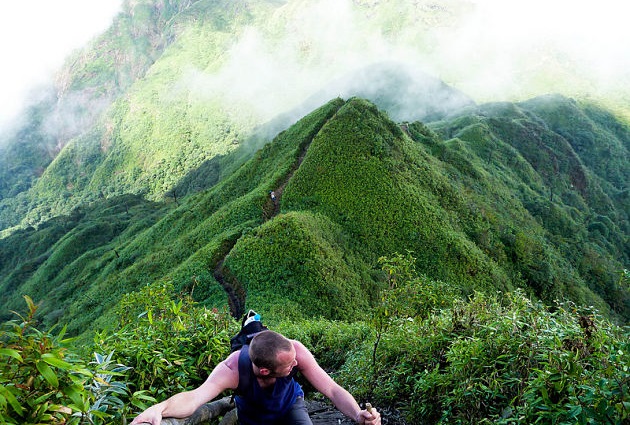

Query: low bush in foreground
[3,280,628,424]
[93,282,238,401]
[0,296,153,424]
[340,290,629,424]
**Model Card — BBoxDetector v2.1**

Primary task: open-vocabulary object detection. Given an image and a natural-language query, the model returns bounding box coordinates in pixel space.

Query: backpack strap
[237,345,252,395]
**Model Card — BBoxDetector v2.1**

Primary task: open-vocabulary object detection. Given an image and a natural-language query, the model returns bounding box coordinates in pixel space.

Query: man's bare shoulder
[291,340,317,368]
[291,339,310,355]
[197,350,240,392]
[223,350,241,371]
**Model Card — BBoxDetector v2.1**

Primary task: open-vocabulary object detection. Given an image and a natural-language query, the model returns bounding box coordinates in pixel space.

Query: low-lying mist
[179,0,630,131]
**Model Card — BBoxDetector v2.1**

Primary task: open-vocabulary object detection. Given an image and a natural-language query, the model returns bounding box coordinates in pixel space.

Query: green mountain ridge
[0,0,628,338]
[4,0,628,234]
[0,0,202,199]
[1,2,629,423]
[1,95,628,341]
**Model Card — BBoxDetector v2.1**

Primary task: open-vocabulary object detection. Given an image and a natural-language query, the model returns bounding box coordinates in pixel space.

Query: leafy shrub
[93,282,239,402]
[340,290,630,424]
[0,296,91,424]
[84,351,155,424]
[277,318,371,371]
[0,296,151,424]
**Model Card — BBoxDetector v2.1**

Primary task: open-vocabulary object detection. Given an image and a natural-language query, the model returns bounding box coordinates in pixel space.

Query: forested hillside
[0,1,628,423]
[1,94,628,336]
[0,0,628,341]
[1,94,628,424]
[0,1,630,350]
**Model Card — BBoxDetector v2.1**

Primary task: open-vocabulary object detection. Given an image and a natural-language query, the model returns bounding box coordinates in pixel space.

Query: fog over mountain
[0,0,628,235]
[2,0,629,137]
[174,0,630,125]
[0,0,122,132]
[435,0,630,100]
[0,5,628,422]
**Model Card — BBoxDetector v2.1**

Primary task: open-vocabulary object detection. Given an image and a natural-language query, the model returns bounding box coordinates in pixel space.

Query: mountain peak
[301,61,474,122]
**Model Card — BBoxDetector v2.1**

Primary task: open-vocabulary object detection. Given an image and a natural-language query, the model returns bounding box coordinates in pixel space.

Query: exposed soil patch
[213,257,246,318]
[307,399,408,425]
[214,112,332,318]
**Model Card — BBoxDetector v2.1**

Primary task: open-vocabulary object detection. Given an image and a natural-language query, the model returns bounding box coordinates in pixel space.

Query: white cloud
[0,0,122,131]
[181,1,417,122]
[183,0,630,123]
[437,0,630,99]
[2,0,628,134]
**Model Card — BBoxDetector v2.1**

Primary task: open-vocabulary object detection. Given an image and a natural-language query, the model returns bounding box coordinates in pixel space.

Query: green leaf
[36,360,59,388]
[63,385,85,411]
[0,385,24,416]
[132,391,157,402]
[72,368,94,378]
[33,393,54,404]
[23,295,36,314]
[94,352,104,364]
[41,353,73,370]
[0,348,23,362]
[566,404,582,418]
[55,324,68,342]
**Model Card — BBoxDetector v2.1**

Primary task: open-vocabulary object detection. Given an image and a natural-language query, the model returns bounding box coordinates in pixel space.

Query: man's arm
[130,351,240,425]
[293,341,381,425]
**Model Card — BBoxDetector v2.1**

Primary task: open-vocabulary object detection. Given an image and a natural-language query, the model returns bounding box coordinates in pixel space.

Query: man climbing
[130,330,381,425]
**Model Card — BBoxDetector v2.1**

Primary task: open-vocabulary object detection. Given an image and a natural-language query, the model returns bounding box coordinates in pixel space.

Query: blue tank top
[234,346,304,424]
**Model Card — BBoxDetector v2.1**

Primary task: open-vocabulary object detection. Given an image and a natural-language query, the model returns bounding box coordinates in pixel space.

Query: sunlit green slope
[1,96,627,342]
[6,0,627,235]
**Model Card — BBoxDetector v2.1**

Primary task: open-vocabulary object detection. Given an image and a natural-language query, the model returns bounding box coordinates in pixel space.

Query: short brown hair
[249,330,293,370]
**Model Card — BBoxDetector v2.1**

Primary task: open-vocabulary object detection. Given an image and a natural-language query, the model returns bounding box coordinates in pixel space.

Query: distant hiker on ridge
[130,330,381,425]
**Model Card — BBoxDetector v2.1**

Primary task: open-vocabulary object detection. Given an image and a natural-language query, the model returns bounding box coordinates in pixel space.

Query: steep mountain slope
[0,3,628,423]
[0,0,209,227]
[427,98,629,316]
[0,98,347,334]
[1,0,309,230]
[8,0,626,235]
[0,0,628,343]
[1,96,627,342]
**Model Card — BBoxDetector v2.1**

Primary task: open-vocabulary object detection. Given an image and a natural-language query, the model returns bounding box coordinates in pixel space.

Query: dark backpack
[230,310,269,395]
[230,309,268,352]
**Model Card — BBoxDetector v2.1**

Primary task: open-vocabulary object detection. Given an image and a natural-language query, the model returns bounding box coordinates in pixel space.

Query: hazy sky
[0,0,122,130]
[1,0,628,132]
[446,0,630,99]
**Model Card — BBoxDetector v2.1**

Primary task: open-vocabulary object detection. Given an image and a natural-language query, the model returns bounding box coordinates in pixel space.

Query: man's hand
[356,406,381,424]
[129,405,163,425]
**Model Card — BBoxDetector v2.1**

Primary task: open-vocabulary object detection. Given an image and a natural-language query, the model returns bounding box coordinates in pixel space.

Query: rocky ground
[157,396,407,425]
[307,399,408,425]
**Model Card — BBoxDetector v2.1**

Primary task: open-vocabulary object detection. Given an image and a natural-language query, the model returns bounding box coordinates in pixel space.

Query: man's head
[249,330,297,378]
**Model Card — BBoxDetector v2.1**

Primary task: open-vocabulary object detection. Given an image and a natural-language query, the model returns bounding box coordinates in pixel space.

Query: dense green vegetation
[1,94,628,332]
[2,258,628,424]
[0,0,210,227]
[340,279,630,423]
[1,95,628,423]
[0,295,153,424]
[1,0,629,423]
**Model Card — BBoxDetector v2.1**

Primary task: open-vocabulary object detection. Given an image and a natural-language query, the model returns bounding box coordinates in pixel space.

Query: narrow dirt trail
[212,139,312,319]
[270,143,310,215]
[214,110,335,318]
[213,257,245,318]
[208,107,403,425]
